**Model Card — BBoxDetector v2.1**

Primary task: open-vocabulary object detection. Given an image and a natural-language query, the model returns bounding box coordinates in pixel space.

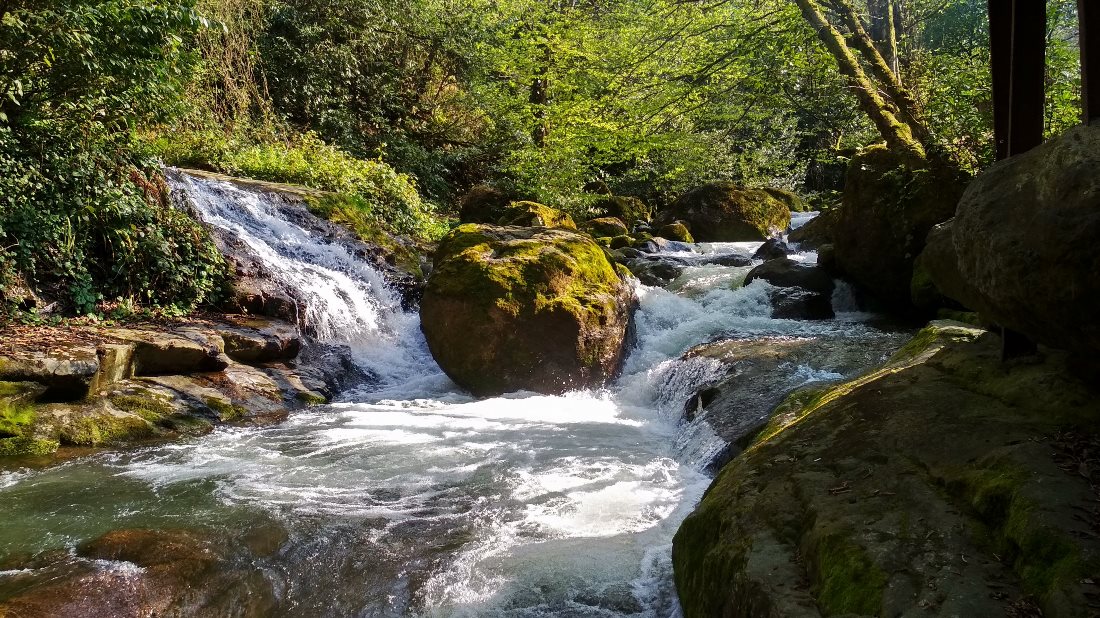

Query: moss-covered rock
[458,184,513,224]
[592,195,652,225]
[656,182,791,242]
[497,201,577,229]
[673,322,1100,617]
[831,145,968,309]
[420,224,635,396]
[583,216,629,238]
[656,221,694,243]
[761,187,810,212]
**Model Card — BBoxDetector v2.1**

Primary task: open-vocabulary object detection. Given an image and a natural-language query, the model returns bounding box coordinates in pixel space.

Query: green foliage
[0,0,229,316]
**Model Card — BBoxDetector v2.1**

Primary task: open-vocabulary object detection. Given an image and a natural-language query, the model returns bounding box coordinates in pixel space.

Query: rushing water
[0,177,906,616]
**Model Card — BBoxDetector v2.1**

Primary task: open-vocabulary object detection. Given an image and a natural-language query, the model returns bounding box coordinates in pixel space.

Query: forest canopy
[0,0,1084,314]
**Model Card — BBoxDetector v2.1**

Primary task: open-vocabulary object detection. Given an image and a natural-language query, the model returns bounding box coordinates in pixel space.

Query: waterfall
[168,171,439,389]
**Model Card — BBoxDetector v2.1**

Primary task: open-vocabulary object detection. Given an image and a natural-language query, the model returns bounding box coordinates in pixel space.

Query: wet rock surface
[673,322,1100,618]
[0,316,348,458]
[745,258,836,320]
[0,528,279,617]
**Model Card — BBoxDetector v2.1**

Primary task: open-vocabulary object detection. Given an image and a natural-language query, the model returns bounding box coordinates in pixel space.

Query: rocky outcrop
[655,182,791,242]
[420,224,635,396]
[923,124,1100,355]
[745,258,836,320]
[0,316,349,457]
[830,147,968,308]
[673,322,1100,618]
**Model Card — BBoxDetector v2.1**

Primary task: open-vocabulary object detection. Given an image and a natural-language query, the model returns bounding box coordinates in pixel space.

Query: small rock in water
[752,238,793,261]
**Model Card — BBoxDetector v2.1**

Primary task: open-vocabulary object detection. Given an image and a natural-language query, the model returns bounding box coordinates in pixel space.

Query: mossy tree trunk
[793,0,926,159]
[827,0,930,145]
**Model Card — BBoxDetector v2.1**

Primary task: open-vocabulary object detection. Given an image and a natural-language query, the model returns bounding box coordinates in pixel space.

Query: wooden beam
[989,1,1012,160]
[1006,0,1047,156]
[1081,0,1100,122]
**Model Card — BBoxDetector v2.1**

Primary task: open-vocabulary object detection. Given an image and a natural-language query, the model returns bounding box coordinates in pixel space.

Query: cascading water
[0,179,906,617]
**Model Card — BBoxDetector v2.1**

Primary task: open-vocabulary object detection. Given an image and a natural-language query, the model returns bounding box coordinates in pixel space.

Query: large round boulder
[745,257,835,320]
[592,195,653,225]
[420,224,635,396]
[831,145,968,309]
[458,185,512,224]
[655,182,791,242]
[760,187,810,212]
[926,124,1100,355]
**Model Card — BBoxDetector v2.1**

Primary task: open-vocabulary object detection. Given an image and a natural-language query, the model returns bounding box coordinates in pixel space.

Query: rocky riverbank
[672,321,1100,617]
[0,316,362,462]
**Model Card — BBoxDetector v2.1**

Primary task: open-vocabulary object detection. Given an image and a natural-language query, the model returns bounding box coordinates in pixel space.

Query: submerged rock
[420,224,635,396]
[673,321,1100,617]
[831,146,968,309]
[0,528,278,617]
[655,182,790,242]
[925,123,1100,355]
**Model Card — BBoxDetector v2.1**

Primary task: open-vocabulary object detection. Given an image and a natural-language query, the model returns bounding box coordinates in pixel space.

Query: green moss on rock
[0,436,59,456]
[497,201,577,229]
[808,534,886,615]
[60,413,156,446]
[420,224,634,396]
[204,397,248,422]
[583,216,629,238]
[656,221,694,243]
[656,182,791,242]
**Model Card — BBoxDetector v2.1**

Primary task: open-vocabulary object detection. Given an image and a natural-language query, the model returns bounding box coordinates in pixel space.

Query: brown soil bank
[672,321,1100,617]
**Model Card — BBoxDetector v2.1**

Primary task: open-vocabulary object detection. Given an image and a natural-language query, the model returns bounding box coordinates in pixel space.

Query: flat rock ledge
[0,316,361,460]
[673,321,1100,618]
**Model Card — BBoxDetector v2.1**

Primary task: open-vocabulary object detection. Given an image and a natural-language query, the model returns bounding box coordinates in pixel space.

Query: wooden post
[1006,1,1047,156]
[1081,0,1100,123]
[989,1,1012,159]
[988,0,1045,359]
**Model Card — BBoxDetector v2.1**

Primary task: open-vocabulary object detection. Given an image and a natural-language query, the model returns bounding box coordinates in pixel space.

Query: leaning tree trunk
[828,0,930,144]
[794,0,925,158]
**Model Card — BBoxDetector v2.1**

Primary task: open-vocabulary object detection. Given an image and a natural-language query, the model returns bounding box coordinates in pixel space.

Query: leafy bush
[0,1,229,316]
[152,130,448,240]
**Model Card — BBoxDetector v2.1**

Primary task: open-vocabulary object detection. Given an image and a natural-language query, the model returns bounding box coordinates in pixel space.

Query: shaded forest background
[0,0,1083,315]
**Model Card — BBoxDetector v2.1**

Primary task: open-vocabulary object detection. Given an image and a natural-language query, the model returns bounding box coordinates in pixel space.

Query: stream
[0,176,907,617]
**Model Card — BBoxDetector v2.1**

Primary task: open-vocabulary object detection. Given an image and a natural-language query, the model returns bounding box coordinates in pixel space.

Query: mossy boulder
[656,221,694,243]
[673,322,1100,617]
[420,224,635,396]
[497,201,577,229]
[655,182,791,242]
[458,184,512,224]
[583,216,629,238]
[831,145,968,309]
[592,195,653,225]
[924,124,1100,355]
[760,187,810,212]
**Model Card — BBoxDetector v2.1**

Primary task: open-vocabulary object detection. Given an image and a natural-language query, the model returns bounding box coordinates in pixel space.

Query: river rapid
[0,177,907,617]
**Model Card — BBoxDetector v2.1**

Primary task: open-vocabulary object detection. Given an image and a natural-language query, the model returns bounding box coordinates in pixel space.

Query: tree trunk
[794,0,925,158]
[830,0,929,144]
[529,43,550,147]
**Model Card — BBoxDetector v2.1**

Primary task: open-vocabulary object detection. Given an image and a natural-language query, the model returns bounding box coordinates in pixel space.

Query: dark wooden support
[1006,1,1047,156]
[989,1,1045,359]
[1081,0,1100,122]
[989,1,1013,160]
